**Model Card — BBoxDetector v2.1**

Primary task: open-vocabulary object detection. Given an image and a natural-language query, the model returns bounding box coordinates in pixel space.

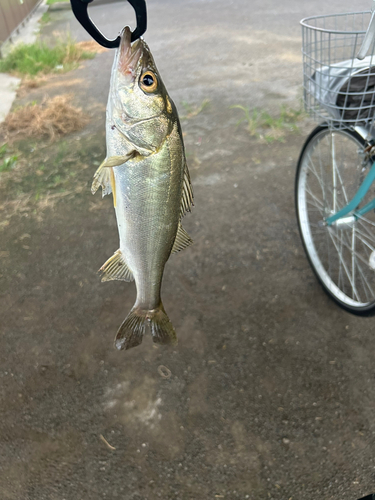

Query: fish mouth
[118,26,143,81]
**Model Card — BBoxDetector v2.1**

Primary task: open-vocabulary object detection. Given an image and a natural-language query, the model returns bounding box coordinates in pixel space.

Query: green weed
[0,36,95,76]
[46,0,69,4]
[39,12,51,25]
[0,144,8,159]
[181,99,210,119]
[0,155,18,173]
[231,104,304,143]
[231,106,259,136]
[0,144,17,173]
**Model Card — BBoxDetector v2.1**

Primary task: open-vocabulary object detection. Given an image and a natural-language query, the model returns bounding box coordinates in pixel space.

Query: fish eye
[140,71,158,92]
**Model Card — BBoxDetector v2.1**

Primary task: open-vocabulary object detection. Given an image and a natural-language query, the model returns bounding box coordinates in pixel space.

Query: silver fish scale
[113,123,184,310]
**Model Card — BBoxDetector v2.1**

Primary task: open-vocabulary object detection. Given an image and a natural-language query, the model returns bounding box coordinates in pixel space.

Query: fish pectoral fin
[180,160,194,217]
[171,223,193,254]
[91,152,136,197]
[99,250,134,282]
[101,153,136,168]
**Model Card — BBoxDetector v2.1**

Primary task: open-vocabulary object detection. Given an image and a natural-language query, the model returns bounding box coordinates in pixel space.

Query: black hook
[69,0,147,48]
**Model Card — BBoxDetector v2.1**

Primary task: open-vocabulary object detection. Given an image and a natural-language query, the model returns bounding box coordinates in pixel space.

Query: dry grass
[76,40,109,55]
[20,76,86,96]
[21,75,50,90]
[2,95,89,141]
[0,184,87,225]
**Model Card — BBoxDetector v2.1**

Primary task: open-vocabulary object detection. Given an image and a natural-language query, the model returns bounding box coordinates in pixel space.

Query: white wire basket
[301,11,375,129]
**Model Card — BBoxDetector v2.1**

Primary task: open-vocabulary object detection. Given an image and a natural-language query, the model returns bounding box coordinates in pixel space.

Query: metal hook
[69,0,147,48]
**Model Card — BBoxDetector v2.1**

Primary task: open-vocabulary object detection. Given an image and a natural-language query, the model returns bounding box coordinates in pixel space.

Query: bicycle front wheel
[296,125,375,315]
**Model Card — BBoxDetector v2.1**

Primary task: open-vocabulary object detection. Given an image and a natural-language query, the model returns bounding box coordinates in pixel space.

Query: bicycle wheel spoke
[351,224,375,252]
[324,226,375,301]
[305,185,324,210]
[327,229,360,301]
[352,227,356,299]
[331,132,338,213]
[305,152,326,193]
[357,214,375,227]
[328,229,370,267]
[317,138,327,206]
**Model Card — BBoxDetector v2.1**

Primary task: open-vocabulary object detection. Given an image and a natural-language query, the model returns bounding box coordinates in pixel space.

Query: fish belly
[113,140,183,310]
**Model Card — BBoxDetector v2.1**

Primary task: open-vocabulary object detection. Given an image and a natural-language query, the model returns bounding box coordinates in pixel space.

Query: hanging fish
[92,26,193,350]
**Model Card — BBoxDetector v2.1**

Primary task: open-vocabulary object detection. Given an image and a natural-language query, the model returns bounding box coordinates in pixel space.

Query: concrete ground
[1,0,375,499]
[0,74,20,123]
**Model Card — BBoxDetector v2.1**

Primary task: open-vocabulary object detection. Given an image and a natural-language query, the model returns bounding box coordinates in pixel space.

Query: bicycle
[295,5,375,315]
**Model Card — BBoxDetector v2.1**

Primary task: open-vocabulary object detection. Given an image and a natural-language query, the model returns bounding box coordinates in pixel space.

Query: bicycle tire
[295,124,375,315]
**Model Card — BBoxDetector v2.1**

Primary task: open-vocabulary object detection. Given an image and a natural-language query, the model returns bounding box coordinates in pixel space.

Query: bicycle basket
[301,12,375,128]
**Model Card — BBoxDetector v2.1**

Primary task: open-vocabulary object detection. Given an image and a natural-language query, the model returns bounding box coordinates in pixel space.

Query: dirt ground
[1,0,375,499]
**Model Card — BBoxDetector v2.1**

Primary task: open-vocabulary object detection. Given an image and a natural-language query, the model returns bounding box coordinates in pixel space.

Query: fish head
[109,27,176,153]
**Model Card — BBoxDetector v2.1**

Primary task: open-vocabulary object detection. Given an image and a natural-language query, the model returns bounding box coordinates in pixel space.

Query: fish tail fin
[115,308,147,350]
[149,303,177,346]
[115,303,177,351]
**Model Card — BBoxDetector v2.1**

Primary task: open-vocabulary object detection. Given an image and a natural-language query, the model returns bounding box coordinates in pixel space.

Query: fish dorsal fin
[171,223,193,254]
[99,250,134,282]
[180,161,194,217]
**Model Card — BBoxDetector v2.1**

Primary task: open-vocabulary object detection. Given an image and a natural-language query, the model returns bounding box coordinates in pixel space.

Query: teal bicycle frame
[326,159,375,226]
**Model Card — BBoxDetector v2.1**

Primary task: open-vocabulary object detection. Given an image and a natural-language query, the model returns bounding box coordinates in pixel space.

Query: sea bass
[92,27,193,350]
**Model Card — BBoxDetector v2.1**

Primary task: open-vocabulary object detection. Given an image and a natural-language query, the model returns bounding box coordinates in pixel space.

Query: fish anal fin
[99,250,134,282]
[171,223,193,254]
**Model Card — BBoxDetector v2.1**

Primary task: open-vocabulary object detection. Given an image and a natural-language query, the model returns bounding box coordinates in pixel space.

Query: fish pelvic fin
[115,303,177,351]
[171,222,193,254]
[91,162,112,197]
[99,249,134,282]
